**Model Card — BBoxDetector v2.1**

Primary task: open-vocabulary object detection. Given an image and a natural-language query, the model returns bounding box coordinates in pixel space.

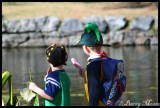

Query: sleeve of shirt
[87,62,101,106]
[44,77,60,98]
[116,61,124,80]
[108,61,124,100]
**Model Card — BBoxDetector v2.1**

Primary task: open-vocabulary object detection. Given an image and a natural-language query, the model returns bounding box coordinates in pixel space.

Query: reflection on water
[2,46,158,106]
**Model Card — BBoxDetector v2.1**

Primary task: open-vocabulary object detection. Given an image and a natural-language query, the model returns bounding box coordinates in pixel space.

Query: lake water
[2,45,158,106]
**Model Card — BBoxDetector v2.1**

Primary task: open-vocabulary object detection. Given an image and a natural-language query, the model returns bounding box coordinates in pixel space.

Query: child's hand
[47,66,52,74]
[29,82,37,92]
[44,67,51,81]
[44,74,47,82]
[106,100,112,106]
[71,58,82,69]
[71,58,85,77]
[79,68,85,77]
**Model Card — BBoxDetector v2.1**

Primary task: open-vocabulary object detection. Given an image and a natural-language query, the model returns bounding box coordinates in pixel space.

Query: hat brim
[101,44,111,47]
[77,40,111,47]
[77,39,111,47]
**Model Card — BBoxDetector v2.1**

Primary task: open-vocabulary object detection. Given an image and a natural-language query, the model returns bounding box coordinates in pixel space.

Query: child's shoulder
[48,69,65,77]
[87,58,101,66]
[88,57,124,66]
[106,57,124,63]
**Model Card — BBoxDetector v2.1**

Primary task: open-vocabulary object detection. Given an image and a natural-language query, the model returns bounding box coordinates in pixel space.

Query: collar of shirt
[87,54,100,61]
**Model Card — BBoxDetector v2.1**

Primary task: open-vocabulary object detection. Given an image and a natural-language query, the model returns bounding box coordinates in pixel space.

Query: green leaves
[20,88,36,102]
[2,71,12,89]
[2,71,13,106]
[33,94,39,106]
[2,70,39,106]
[29,69,33,82]
[19,69,39,106]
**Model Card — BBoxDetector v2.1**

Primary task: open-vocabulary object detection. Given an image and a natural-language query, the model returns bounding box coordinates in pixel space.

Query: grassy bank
[2,2,158,21]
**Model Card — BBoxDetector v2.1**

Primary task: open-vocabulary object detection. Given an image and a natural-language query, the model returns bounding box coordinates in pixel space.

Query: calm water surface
[2,46,158,106]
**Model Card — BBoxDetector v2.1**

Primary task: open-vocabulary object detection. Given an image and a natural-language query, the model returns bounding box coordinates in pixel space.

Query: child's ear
[85,46,90,53]
[83,45,90,56]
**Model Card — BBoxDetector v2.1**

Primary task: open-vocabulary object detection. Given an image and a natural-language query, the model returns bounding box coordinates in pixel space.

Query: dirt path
[2,2,158,20]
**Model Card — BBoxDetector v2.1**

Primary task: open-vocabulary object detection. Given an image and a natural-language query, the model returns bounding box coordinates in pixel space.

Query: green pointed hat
[78,22,103,47]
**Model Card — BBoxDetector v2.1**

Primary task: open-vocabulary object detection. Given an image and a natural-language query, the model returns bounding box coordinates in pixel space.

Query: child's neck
[89,50,100,57]
[50,65,64,72]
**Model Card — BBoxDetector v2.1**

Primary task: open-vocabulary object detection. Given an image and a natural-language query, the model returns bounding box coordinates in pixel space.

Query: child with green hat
[76,22,127,106]
[29,43,71,106]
